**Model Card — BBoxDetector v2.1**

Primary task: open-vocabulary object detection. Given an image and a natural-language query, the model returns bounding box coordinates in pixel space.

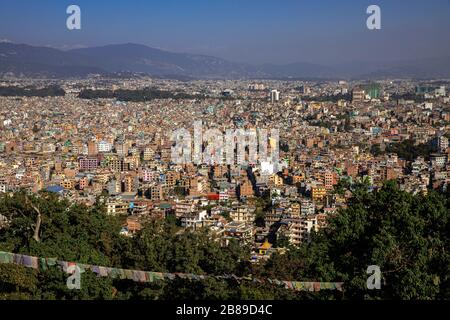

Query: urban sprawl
[0,78,449,260]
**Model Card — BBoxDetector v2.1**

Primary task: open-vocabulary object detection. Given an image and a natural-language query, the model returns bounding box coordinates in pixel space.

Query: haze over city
[1,0,450,65]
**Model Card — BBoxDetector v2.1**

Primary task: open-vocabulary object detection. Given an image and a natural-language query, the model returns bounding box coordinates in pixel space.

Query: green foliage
[78,88,203,102]
[0,86,65,97]
[383,139,434,161]
[0,184,448,300]
[0,264,38,299]
[333,176,352,196]
[259,181,450,300]
[370,144,383,156]
[125,223,250,276]
[0,191,124,266]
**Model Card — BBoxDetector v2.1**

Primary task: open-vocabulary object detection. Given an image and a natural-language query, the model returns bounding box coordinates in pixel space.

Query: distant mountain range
[1,42,450,80]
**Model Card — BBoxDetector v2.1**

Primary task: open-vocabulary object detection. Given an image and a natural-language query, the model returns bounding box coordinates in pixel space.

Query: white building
[98,140,112,153]
[435,86,446,97]
[300,200,315,216]
[181,210,208,229]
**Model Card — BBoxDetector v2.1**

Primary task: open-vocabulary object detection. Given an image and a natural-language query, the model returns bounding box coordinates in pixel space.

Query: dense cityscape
[0,79,448,236]
[0,1,449,310]
[0,77,449,301]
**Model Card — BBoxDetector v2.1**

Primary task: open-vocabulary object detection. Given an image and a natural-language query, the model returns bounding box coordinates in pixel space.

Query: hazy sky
[1,0,450,65]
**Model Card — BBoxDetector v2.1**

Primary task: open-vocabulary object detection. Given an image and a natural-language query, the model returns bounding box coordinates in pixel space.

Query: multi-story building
[87,140,98,157]
[143,147,155,161]
[150,184,164,200]
[222,221,254,245]
[239,180,254,198]
[431,153,447,168]
[352,88,365,103]
[106,199,129,216]
[60,179,75,189]
[311,185,327,202]
[79,157,98,172]
[98,140,112,153]
[180,210,208,230]
[230,206,256,224]
[300,200,315,216]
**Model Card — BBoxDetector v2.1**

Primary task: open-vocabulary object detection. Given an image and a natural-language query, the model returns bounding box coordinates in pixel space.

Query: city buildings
[0,77,448,253]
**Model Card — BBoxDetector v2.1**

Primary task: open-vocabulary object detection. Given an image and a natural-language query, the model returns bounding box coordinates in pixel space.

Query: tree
[370,144,383,156]
[0,264,38,299]
[0,185,448,300]
[384,139,434,161]
[260,181,449,300]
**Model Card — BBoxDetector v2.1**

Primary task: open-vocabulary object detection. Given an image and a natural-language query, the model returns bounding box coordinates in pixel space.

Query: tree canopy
[0,183,448,300]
